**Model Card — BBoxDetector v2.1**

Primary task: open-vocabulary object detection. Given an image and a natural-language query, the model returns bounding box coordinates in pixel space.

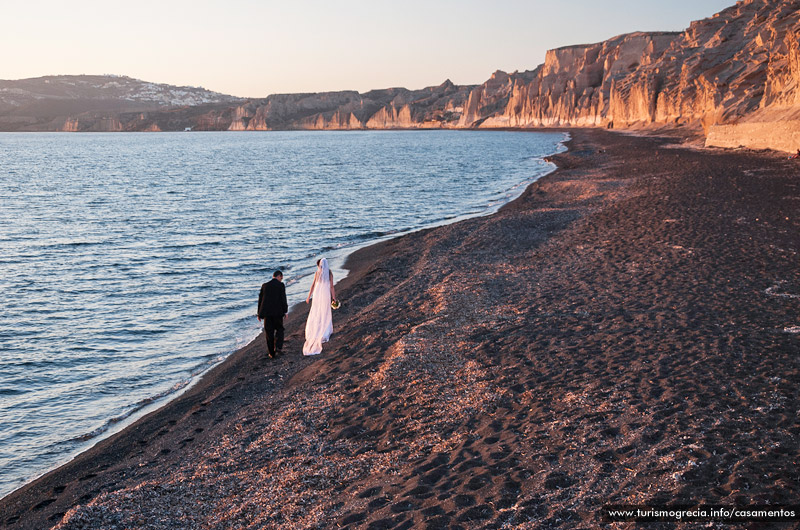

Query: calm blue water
[0,130,565,497]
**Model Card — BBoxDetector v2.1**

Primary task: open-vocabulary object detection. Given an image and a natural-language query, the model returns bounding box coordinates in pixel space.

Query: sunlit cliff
[1,0,797,152]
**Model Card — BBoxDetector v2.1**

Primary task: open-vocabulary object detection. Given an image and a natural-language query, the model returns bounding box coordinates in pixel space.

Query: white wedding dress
[303,258,333,355]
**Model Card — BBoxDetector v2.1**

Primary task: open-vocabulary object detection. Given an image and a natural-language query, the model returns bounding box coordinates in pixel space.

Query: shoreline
[3,129,799,529]
[0,128,567,502]
[0,129,567,502]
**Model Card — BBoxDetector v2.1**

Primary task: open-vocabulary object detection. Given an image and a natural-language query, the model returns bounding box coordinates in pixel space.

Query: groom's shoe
[276,349,283,356]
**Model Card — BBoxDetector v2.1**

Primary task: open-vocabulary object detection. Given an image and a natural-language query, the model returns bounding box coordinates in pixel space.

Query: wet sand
[2,129,799,529]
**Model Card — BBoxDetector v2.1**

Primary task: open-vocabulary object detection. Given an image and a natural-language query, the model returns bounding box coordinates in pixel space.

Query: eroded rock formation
[215,81,472,131]
[1,0,797,150]
[489,0,800,151]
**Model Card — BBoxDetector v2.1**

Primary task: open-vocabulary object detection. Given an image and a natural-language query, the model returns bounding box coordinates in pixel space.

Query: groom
[258,270,288,358]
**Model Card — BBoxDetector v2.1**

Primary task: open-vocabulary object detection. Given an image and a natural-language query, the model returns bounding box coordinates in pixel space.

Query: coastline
[0,129,567,514]
[2,129,799,529]
[0,128,566,502]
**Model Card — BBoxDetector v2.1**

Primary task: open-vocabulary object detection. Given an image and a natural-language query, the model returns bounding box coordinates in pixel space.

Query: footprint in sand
[339,511,366,525]
[459,504,494,522]
[358,486,382,498]
[31,498,56,511]
[544,471,577,489]
[367,496,390,509]
[466,474,492,491]
[389,499,416,513]
[454,494,476,507]
[403,485,432,499]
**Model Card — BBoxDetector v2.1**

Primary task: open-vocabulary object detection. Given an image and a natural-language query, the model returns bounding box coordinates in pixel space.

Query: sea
[0,129,566,497]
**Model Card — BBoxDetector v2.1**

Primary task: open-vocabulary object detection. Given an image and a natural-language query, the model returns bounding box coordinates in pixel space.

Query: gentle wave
[67,378,195,443]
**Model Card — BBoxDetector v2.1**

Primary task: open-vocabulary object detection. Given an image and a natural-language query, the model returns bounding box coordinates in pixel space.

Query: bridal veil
[303,258,333,355]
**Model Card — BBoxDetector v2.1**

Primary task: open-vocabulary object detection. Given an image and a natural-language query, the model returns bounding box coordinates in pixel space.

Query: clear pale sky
[3,0,735,98]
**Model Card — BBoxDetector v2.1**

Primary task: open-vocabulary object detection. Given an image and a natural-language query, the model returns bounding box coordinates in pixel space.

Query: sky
[2,0,735,98]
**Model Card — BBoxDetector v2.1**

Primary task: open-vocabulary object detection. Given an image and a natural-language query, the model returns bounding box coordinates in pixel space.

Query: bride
[303,258,337,355]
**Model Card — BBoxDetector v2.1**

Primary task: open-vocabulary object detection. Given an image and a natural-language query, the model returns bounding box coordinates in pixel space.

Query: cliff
[93,82,472,132]
[485,32,679,128]
[220,0,797,149]
[1,0,797,151]
[221,81,472,131]
[488,0,800,151]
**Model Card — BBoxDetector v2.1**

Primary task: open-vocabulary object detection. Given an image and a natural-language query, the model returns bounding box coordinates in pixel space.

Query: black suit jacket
[258,278,288,318]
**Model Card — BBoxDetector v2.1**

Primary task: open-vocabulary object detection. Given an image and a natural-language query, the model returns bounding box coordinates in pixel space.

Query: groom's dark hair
[273,270,283,278]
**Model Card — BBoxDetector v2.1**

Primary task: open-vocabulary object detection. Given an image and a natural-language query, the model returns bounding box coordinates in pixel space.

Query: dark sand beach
[2,129,799,529]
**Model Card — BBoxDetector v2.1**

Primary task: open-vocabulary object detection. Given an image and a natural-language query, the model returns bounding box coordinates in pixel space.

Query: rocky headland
[0,75,243,132]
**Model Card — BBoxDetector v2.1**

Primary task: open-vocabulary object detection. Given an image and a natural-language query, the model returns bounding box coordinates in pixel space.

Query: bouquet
[331,299,341,310]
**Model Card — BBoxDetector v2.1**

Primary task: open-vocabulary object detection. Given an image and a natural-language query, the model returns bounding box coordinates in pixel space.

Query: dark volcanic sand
[1,130,799,529]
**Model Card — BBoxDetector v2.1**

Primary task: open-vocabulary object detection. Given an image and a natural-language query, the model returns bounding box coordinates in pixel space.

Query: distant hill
[0,75,243,131]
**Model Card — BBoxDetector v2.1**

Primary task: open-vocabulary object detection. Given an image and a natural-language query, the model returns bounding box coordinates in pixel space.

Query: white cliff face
[284,0,799,150]
[6,0,800,149]
[457,70,515,127]
[212,83,472,132]
[701,0,800,150]
[62,117,79,132]
[483,0,800,152]
[490,32,679,128]
[365,104,414,128]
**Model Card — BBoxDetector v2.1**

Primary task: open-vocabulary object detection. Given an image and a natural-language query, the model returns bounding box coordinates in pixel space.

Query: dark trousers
[263,315,284,355]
